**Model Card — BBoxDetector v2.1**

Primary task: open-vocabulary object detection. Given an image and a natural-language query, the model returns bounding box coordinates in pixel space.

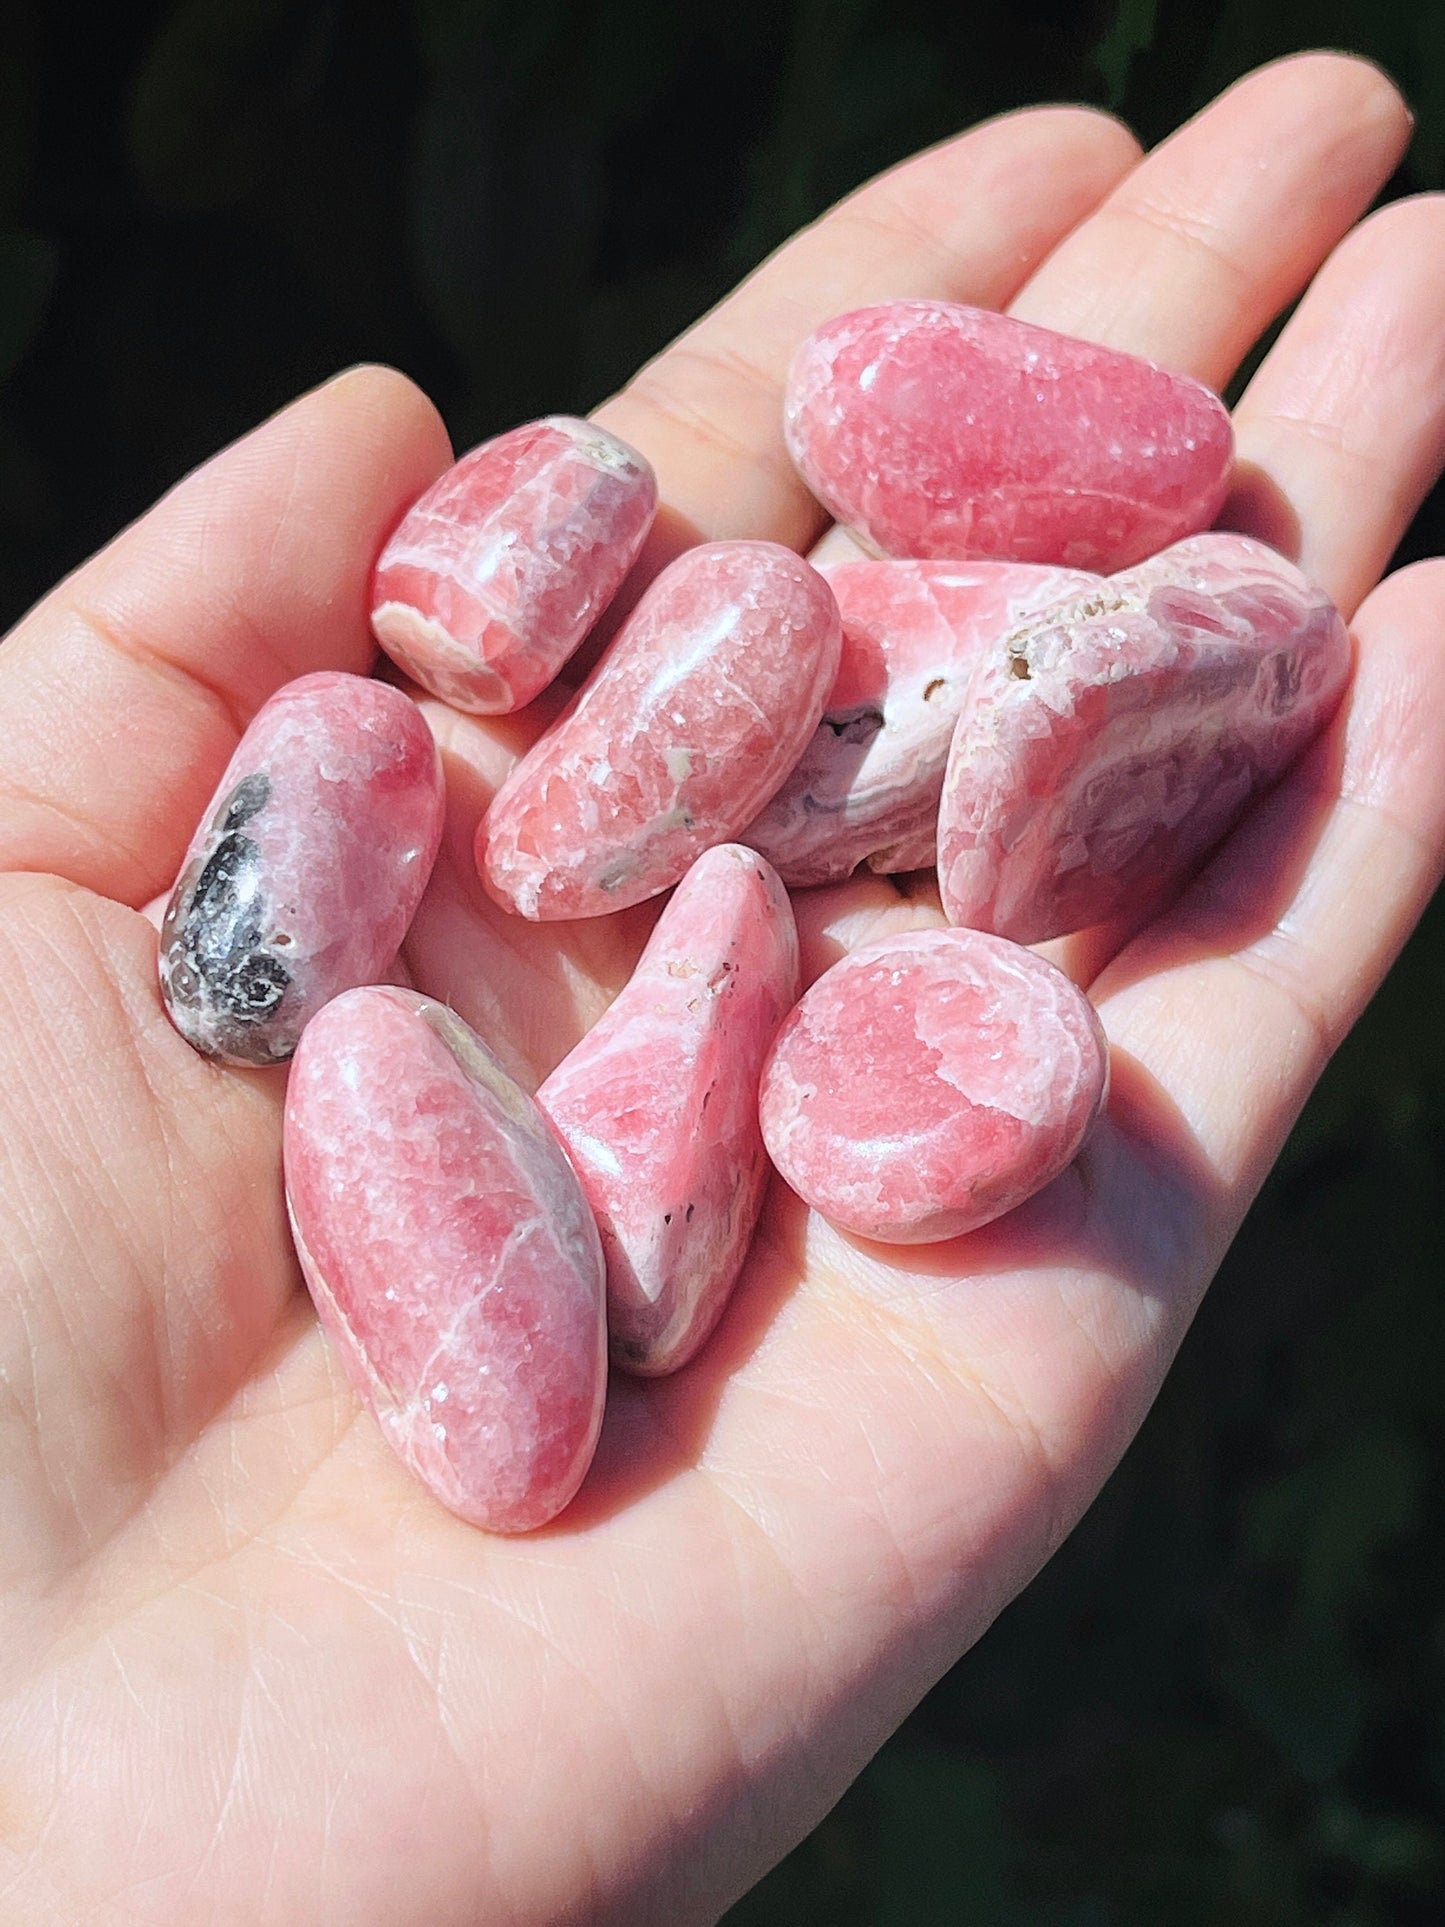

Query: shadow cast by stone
[1093,659,1350,1000]
[821,1043,1222,1338]
[564,501,708,681]
[535,1175,814,1533]
[1216,460,1304,565]
[405,731,662,1088]
[546,1036,1227,1540]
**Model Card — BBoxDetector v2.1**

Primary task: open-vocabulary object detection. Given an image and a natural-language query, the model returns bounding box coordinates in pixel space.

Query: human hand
[1,51,1442,1925]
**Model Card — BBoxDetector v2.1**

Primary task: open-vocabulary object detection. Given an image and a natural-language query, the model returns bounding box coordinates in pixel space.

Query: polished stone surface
[159,673,444,1065]
[785,301,1233,571]
[284,986,607,1534]
[540,845,798,1375]
[744,558,1099,886]
[479,540,842,918]
[760,928,1108,1243]
[372,415,656,713]
[936,533,1352,943]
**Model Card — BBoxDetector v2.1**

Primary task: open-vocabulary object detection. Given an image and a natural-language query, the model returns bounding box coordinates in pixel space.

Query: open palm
[3,53,1444,1925]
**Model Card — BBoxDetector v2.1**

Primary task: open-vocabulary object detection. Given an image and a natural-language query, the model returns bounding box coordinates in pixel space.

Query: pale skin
[0,49,1443,1925]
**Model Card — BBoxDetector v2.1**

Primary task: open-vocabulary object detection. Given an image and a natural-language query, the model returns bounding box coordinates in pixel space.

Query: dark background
[3,3,1445,1921]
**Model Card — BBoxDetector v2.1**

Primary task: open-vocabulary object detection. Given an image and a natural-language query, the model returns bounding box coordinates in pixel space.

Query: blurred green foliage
[2,3,1443,1921]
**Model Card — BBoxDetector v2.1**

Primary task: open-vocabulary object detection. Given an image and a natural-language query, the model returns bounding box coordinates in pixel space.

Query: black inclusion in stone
[226,951,290,1018]
[219,770,272,831]
[167,825,291,1042]
[189,834,266,981]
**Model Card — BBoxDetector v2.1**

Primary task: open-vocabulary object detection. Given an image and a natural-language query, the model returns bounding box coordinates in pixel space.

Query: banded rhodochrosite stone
[784,302,1233,572]
[370,416,657,713]
[284,987,607,1534]
[936,532,1352,944]
[159,673,444,1065]
[539,845,798,1375]
[479,540,842,918]
[760,928,1108,1243]
[744,558,1098,886]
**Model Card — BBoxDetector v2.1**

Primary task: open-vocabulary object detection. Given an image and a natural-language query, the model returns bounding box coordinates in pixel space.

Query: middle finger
[1009,51,1410,385]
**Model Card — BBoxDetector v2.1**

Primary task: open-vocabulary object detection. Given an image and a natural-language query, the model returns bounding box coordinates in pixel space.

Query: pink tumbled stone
[158,672,444,1066]
[284,987,607,1534]
[760,927,1107,1244]
[539,845,798,1375]
[371,416,657,713]
[743,558,1098,886]
[479,540,842,919]
[785,301,1233,571]
[937,532,1352,944]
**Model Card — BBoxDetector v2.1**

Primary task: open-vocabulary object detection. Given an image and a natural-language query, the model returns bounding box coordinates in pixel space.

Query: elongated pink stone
[284,987,607,1533]
[158,672,444,1065]
[785,302,1234,571]
[937,533,1351,943]
[539,845,798,1375]
[371,416,657,713]
[479,540,842,918]
[760,927,1108,1243]
[744,558,1098,886]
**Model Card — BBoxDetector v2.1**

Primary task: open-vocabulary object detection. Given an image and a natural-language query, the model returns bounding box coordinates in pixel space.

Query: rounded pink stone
[539,844,798,1375]
[284,987,607,1534]
[760,928,1108,1244]
[158,672,445,1066]
[743,558,1099,886]
[478,539,842,919]
[784,301,1234,571]
[936,532,1352,943]
[371,415,657,713]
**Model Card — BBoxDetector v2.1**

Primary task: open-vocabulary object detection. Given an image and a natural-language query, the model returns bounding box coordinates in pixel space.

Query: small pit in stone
[823,704,885,745]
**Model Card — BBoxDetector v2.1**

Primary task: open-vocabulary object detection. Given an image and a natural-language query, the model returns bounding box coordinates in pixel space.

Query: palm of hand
[3,55,1444,1926]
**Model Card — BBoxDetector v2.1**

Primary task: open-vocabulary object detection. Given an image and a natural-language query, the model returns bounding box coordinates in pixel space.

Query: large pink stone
[158,672,444,1065]
[743,558,1098,886]
[284,986,607,1534]
[785,301,1234,571]
[539,844,798,1375]
[479,540,842,919]
[760,927,1107,1244]
[936,533,1352,944]
[371,416,657,713]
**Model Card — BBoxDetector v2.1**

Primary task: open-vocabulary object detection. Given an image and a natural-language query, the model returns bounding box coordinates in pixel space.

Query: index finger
[0,368,451,906]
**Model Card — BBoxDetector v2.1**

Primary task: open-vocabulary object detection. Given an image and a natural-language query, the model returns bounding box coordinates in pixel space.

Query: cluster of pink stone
[157,301,1351,1533]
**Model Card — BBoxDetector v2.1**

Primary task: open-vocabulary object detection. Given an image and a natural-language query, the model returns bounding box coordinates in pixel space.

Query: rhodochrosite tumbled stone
[159,673,444,1066]
[371,416,657,713]
[937,533,1352,944]
[284,987,607,1534]
[760,928,1107,1243]
[539,845,798,1375]
[785,302,1233,571]
[744,557,1098,886]
[479,540,842,918]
